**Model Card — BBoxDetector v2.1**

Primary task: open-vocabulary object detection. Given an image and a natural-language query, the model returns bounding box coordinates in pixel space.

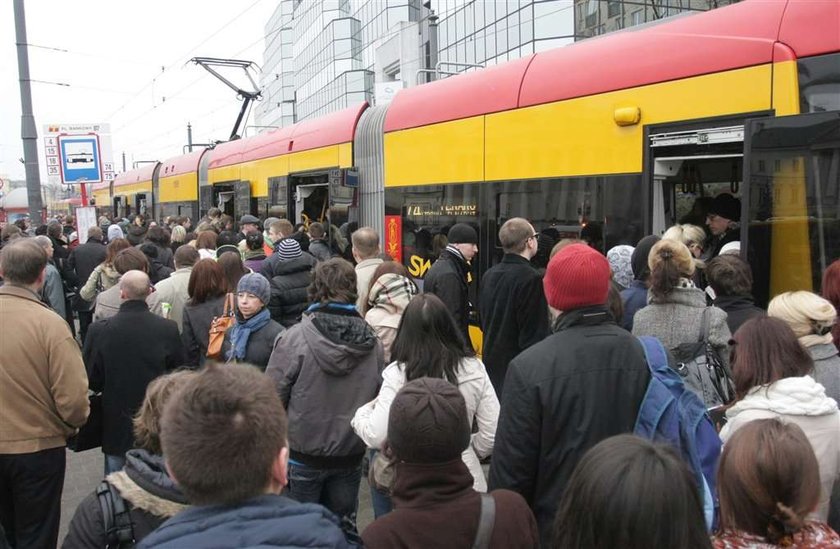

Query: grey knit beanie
[237,272,271,305]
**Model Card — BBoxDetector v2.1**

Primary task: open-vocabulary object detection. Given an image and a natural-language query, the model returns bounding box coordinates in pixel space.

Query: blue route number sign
[59,135,101,183]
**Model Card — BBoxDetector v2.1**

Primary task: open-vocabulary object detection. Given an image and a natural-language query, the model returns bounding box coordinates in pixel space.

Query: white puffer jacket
[721,375,840,521]
[351,356,500,491]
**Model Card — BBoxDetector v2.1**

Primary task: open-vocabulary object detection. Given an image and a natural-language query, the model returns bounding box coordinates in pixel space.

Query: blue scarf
[227,308,271,362]
[305,302,358,314]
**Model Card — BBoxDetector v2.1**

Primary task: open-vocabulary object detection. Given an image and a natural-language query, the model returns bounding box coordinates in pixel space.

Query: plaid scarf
[367,273,419,312]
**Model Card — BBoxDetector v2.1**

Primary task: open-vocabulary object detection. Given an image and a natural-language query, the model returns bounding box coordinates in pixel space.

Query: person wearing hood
[221,273,283,370]
[62,371,195,548]
[619,235,659,331]
[361,378,537,549]
[721,317,840,524]
[106,223,124,243]
[266,258,383,525]
[362,262,418,362]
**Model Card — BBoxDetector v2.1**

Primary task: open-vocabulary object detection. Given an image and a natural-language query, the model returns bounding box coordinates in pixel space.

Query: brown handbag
[206,293,236,360]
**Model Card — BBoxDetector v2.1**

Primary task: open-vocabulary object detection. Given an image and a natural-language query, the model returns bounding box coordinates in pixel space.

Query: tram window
[746,113,840,305]
[798,53,840,114]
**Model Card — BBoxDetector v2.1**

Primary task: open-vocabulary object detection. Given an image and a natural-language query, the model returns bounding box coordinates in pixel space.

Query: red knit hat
[544,244,611,311]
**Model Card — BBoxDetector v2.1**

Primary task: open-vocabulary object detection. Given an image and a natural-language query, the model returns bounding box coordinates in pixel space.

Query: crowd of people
[1,195,840,548]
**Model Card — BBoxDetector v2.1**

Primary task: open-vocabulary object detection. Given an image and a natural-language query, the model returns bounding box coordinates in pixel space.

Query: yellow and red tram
[94,0,838,310]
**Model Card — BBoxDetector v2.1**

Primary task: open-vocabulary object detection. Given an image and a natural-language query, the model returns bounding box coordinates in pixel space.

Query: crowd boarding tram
[96,0,838,316]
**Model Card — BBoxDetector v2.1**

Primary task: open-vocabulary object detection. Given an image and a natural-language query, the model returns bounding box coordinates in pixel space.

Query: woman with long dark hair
[553,435,711,549]
[352,293,499,512]
[721,317,840,522]
[181,259,227,367]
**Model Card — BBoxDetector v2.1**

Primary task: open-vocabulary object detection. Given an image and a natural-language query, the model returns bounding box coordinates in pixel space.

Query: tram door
[293,183,329,226]
[648,124,745,246]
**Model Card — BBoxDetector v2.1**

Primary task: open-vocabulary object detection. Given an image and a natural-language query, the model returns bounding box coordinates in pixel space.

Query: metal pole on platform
[14,0,44,223]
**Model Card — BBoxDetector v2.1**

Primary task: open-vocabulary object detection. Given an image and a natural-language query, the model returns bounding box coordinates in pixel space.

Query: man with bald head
[84,270,184,474]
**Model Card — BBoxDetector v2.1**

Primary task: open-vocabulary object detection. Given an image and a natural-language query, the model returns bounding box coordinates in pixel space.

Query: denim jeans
[368,449,393,518]
[104,454,126,475]
[288,461,361,524]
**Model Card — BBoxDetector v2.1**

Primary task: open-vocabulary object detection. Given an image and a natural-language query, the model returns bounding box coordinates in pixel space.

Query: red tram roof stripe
[112,162,158,187]
[385,0,835,132]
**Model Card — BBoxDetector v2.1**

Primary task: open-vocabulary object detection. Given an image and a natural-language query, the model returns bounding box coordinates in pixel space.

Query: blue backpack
[634,336,722,530]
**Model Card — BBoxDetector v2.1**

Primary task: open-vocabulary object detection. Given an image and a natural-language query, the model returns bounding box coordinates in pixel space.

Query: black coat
[262,254,316,328]
[61,449,188,549]
[478,254,550,396]
[69,238,106,288]
[221,314,284,370]
[68,238,106,311]
[84,300,184,456]
[488,306,650,547]
[423,248,471,346]
[708,227,739,258]
[181,295,226,367]
[713,294,765,335]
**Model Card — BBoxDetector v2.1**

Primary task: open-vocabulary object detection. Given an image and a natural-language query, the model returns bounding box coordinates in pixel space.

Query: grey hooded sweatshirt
[266,304,384,468]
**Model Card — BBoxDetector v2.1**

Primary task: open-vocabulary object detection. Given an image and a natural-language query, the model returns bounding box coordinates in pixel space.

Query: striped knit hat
[277,238,302,261]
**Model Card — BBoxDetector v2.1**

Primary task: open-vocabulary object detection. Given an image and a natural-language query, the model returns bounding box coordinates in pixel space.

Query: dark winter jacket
[68,237,106,298]
[181,295,226,367]
[61,449,189,549]
[147,258,174,285]
[221,310,284,370]
[708,226,740,259]
[153,243,175,270]
[262,254,317,327]
[478,254,550,396]
[362,459,538,549]
[488,306,650,546]
[309,239,333,262]
[620,279,648,331]
[713,294,765,335]
[266,304,383,468]
[423,248,472,346]
[84,300,184,456]
[136,495,358,549]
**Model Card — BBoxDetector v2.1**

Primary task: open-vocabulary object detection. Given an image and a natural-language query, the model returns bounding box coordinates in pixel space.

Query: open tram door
[284,168,359,249]
[647,122,747,238]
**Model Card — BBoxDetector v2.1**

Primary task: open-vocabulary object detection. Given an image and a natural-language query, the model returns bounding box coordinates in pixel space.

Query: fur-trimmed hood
[107,449,188,518]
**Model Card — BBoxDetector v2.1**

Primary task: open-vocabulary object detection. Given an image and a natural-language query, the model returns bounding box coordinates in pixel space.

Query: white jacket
[351,356,500,491]
[721,376,840,521]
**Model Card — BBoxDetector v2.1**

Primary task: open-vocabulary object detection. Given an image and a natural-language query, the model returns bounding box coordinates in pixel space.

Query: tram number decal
[407,255,431,278]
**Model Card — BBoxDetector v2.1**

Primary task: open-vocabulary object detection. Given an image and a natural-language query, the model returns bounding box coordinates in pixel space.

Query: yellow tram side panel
[91,186,111,207]
[767,59,810,295]
[384,64,774,187]
[158,172,199,203]
[211,142,354,198]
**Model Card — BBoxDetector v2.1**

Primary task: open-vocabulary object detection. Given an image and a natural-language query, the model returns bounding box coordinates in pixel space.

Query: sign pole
[80,182,88,207]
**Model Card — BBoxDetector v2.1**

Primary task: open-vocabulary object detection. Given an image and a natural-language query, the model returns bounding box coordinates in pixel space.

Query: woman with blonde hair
[63,370,197,547]
[632,239,731,404]
[768,291,840,406]
[662,224,707,259]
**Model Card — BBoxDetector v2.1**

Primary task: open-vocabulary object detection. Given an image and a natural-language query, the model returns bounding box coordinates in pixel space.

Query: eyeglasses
[527,233,539,241]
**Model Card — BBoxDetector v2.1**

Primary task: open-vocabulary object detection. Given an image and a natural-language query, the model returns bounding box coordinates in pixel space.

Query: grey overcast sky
[1,0,277,183]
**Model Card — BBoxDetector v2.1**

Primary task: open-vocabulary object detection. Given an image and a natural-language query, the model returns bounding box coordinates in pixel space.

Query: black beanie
[447,223,478,245]
[387,377,471,464]
[631,235,660,281]
[708,193,741,222]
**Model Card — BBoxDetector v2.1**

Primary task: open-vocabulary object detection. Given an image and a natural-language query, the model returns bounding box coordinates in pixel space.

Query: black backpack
[96,481,135,548]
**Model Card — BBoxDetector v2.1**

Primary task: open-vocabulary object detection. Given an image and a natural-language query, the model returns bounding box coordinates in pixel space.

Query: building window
[631,10,643,26]
[607,0,621,17]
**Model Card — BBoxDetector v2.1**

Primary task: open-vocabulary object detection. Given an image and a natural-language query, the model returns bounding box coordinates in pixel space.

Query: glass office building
[256,0,732,128]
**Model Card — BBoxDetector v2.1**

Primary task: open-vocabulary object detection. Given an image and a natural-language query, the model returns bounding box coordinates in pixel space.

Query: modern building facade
[256,0,734,129]
[574,0,738,39]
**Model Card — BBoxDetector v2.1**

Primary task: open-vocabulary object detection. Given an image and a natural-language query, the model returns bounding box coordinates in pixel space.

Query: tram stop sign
[43,123,115,186]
